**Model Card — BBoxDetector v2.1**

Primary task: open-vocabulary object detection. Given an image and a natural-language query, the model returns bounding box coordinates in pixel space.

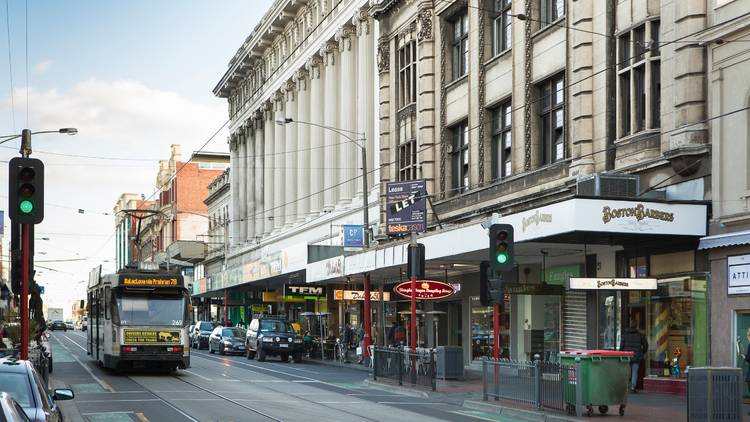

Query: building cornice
[696,12,750,44]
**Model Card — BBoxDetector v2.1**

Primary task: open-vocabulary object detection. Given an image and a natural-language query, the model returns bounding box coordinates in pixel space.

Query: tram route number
[124,329,181,344]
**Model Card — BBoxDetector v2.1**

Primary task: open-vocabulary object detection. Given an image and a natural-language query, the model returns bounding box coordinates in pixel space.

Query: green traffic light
[496,252,509,264]
[19,199,33,214]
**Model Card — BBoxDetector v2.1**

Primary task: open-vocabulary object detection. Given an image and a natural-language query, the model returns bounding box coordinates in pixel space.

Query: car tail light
[122,346,138,353]
[166,346,182,353]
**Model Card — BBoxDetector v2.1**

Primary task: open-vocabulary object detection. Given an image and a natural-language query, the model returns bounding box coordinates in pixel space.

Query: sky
[0,0,273,318]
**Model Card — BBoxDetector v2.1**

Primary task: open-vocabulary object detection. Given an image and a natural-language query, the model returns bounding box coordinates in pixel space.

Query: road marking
[50,335,114,392]
[76,399,162,403]
[316,401,365,404]
[59,333,88,352]
[292,379,319,383]
[377,402,450,405]
[182,369,212,381]
[265,361,321,374]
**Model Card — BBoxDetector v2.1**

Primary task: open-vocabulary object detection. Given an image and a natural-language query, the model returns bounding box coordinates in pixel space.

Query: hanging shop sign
[728,255,750,295]
[394,280,456,300]
[261,291,305,303]
[385,179,427,235]
[342,225,365,248]
[334,290,391,301]
[283,285,326,299]
[569,277,657,290]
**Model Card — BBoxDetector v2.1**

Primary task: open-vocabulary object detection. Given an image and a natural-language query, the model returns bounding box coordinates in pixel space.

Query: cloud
[33,60,53,74]
[0,79,229,312]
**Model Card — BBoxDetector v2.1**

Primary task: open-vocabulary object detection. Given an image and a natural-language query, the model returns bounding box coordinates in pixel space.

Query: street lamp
[275,118,370,248]
[0,127,78,157]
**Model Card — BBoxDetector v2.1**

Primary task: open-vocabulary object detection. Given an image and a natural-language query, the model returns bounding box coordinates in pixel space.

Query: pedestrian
[620,320,648,393]
[387,321,397,346]
[742,328,750,399]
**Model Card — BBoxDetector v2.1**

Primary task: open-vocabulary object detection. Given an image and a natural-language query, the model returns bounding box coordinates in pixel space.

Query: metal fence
[482,358,581,415]
[372,347,436,391]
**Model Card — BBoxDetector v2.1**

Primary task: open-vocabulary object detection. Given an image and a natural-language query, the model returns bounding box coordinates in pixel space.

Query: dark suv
[191,321,219,350]
[245,317,303,363]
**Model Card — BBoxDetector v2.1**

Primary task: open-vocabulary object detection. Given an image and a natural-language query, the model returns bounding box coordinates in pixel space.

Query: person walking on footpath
[620,320,648,393]
[741,328,750,405]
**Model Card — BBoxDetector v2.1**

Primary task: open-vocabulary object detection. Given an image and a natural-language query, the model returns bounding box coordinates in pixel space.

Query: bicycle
[335,338,348,365]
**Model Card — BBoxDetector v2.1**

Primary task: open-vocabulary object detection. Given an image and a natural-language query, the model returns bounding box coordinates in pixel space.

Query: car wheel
[257,347,266,362]
[293,352,303,363]
[281,353,289,363]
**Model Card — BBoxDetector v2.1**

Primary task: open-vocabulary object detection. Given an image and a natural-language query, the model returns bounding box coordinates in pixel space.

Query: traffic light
[407,243,425,279]
[489,223,514,273]
[479,261,490,306]
[8,157,44,224]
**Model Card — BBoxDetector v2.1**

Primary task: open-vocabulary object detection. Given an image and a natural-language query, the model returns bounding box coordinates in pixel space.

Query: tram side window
[104,287,110,320]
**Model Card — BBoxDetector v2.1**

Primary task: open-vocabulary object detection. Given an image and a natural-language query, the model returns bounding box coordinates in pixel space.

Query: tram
[87,265,190,371]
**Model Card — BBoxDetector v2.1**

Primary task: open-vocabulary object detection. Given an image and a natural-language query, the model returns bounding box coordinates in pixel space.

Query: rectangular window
[398,41,417,108]
[493,0,512,55]
[451,122,469,193]
[540,0,564,27]
[452,13,468,80]
[617,20,661,137]
[399,139,418,180]
[491,101,513,179]
[538,74,565,165]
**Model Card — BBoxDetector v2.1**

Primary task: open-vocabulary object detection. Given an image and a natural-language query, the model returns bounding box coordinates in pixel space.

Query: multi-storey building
[694,0,750,375]
[210,0,380,327]
[113,193,154,270]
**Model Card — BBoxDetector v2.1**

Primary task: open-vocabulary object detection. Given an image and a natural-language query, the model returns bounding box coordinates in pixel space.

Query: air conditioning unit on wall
[576,173,640,198]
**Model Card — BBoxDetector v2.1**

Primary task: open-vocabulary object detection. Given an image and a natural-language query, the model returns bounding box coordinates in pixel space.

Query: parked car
[48,321,66,332]
[0,357,74,421]
[209,327,246,355]
[64,321,73,331]
[80,316,87,332]
[0,392,30,421]
[245,316,303,362]
[190,321,219,350]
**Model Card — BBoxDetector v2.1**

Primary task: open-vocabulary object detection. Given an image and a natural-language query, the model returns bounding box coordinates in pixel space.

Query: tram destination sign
[120,275,182,287]
[386,179,427,235]
[123,329,181,344]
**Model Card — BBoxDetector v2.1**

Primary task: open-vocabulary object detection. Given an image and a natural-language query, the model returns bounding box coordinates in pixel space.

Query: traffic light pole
[21,223,29,360]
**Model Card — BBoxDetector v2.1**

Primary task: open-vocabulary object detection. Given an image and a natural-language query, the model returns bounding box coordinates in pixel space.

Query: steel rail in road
[190,350,384,422]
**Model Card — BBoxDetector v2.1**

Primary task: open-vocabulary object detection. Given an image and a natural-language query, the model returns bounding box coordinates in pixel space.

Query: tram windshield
[113,291,187,326]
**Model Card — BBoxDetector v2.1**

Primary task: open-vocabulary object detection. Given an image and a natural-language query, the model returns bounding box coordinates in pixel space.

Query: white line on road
[50,334,114,392]
[75,399,162,403]
[58,333,87,352]
[182,369,212,381]
[377,402,450,405]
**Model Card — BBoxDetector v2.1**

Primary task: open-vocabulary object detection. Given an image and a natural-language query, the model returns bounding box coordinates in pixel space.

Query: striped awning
[698,230,750,250]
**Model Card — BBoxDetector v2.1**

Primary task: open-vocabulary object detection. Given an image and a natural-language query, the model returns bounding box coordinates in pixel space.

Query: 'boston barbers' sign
[569,277,657,290]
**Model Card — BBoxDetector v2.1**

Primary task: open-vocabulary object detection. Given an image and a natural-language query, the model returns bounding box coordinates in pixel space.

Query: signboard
[0,210,4,235]
[503,283,564,295]
[334,290,391,301]
[123,329,181,344]
[544,265,582,286]
[306,255,344,283]
[121,277,180,287]
[394,280,456,300]
[262,291,304,303]
[342,225,364,248]
[386,179,427,235]
[569,277,657,290]
[729,255,750,295]
[284,285,326,299]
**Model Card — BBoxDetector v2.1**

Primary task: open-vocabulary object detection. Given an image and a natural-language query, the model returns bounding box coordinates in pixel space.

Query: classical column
[306,55,324,216]
[254,111,264,237]
[272,91,286,232]
[245,121,255,241]
[354,11,375,198]
[284,80,298,228]
[296,69,310,223]
[322,40,340,211]
[337,26,357,204]
[263,102,274,236]
[237,130,247,243]
[229,134,240,247]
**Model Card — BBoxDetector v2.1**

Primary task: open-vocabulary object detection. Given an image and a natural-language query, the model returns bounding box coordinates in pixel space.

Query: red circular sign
[394,280,456,300]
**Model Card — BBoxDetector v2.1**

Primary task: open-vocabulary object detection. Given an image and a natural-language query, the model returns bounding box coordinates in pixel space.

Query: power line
[24,0,27,127]
[4,0,15,130]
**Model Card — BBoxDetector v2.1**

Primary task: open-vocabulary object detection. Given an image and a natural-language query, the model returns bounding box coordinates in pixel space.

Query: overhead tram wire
[4,0,15,130]
[24,0,27,127]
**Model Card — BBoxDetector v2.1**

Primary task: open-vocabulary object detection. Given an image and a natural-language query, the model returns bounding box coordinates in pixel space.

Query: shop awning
[307,198,708,283]
[698,230,750,250]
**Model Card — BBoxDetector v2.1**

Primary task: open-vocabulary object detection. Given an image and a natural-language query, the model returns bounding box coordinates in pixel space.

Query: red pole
[410,274,416,352]
[224,289,228,325]
[21,224,29,360]
[493,302,500,360]
[363,273,371,360]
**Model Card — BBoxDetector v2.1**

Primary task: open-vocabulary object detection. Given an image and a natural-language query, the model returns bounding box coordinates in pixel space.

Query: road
[46,330,512,422]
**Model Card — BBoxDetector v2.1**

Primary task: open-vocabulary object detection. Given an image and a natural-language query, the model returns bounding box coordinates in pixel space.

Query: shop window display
[471,295,511,360]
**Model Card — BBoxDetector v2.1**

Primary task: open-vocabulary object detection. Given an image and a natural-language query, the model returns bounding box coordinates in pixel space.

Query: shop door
[735,311,750,398]
[435,301,462,348]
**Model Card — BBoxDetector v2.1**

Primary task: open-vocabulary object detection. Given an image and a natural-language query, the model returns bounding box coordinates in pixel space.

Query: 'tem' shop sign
[569,278,657,290]
[394,280,456,300]
[283,285,326,299]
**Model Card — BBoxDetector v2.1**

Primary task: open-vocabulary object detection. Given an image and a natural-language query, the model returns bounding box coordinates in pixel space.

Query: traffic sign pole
[21,223,29,360]
[410,233,417,352]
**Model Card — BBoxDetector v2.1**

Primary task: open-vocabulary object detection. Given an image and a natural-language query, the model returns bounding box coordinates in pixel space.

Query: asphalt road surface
[46,331,510,422]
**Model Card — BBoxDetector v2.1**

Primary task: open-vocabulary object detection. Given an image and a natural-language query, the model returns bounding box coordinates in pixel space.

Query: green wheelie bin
[560,350,633,417]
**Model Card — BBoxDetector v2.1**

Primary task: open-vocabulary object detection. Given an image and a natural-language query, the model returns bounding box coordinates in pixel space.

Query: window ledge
[532,16,566,41]
[446,74,468,90]
[485,48,512,67]
[614,128,660,145]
